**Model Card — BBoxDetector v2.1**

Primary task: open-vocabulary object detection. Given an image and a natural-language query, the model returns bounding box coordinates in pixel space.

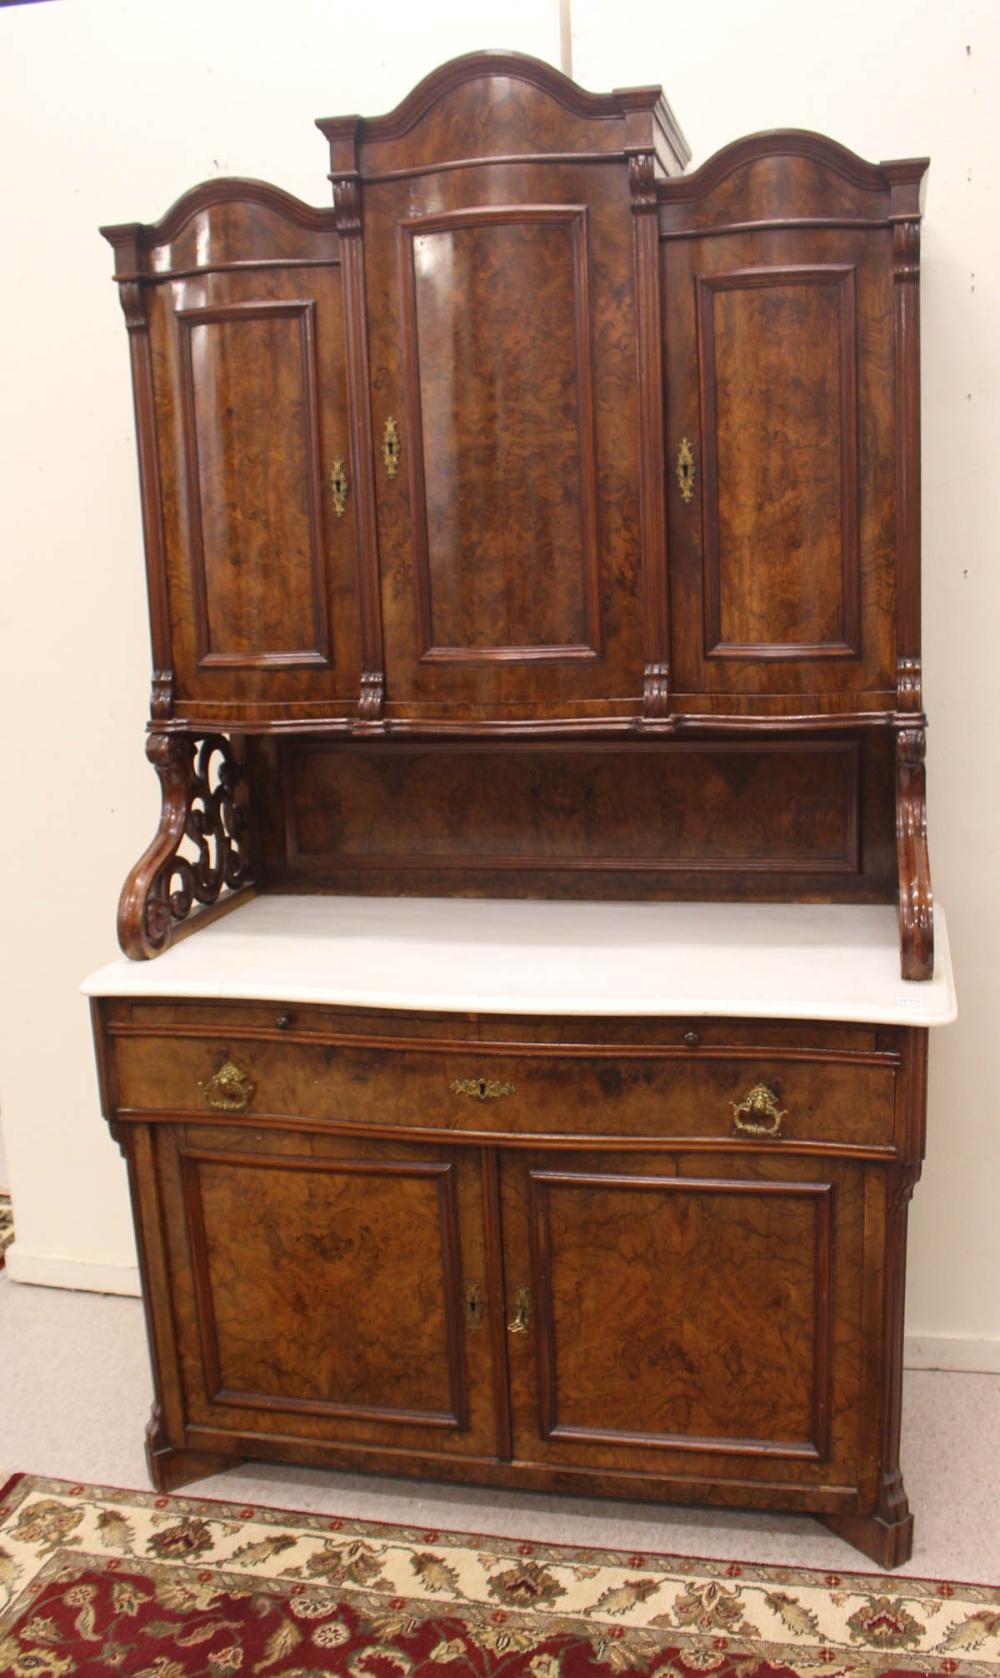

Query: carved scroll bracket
[895,723,933,982]
[117,733,257,960]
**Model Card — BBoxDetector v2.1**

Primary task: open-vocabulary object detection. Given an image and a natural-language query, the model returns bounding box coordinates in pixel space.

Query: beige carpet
[2,1271,998,1583]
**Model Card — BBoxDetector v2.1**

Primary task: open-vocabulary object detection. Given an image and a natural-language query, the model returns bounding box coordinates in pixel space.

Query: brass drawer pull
[731,1082,787,1138]
[451,1077,516,1102]
[507,1284,531,1335]
[199,1059,255,1115]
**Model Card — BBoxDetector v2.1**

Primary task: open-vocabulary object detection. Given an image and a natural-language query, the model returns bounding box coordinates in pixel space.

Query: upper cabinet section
[102,184,363,728]
[103,60,927,738]
[318,53,689,728]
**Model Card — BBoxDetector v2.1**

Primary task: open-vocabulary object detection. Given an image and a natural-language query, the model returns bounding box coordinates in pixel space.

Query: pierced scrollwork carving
[118,732,257,960]
[895,724,934,982]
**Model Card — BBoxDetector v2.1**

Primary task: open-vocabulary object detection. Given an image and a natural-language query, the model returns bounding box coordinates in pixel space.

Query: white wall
[1,0,996,1361]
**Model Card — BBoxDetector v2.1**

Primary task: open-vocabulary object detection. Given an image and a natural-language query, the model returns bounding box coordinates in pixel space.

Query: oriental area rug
[1,1475,999,1678]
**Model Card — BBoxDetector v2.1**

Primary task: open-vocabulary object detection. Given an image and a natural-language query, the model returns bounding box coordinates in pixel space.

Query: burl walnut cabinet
[85,53,955,1569]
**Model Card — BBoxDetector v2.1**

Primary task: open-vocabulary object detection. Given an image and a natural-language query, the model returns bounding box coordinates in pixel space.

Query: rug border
[1,1469,996,1593]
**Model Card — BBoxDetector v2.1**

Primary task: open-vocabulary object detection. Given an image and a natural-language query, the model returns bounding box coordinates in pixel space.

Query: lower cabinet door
[155,1124,499,1460]
[501,1149,875,1500]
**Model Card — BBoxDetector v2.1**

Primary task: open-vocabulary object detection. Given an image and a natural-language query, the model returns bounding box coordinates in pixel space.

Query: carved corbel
[117,733,257,960]
[331,172,362,234]
[896,654,922,713]
[627,150,659,214]
[895,724,933,981]
[643,662,671,719]
[150,670,175,722]
[892,216,921,285]
[359,668,385,722]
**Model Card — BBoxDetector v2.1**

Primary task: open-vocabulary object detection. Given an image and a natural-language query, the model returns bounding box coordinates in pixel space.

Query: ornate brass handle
[199,1059,255,1115]
[382,416,401,478]
[676,436,695,503]
[329,458,349,517]
[450,1077,516,1102]
[507,1284,532,1335]
[731,1083,787,1138]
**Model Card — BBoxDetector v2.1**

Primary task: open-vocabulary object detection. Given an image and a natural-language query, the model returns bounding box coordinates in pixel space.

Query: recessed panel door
[148,245,362,718]
[156,1126,498,1458]
[502,1149,871,1496]
[663,230,896,704]
[364,166,644,719]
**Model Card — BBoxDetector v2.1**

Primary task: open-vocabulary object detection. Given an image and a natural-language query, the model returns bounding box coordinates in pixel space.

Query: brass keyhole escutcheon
[731,1082,787,1138]
[329,458,349,517]
[450,1077,516,1101]
[465,1283,485,1332]
[199,1059,255,1115]
[507,1284,532,1335]
[676,436,695,503]
[382,416,401,478]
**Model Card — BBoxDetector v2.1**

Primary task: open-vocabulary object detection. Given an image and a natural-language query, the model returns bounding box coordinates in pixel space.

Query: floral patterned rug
[0,1193,13,1270]
[0,1474,998,1678]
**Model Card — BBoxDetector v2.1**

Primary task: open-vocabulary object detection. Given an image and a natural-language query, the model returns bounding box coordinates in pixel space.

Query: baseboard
[904,1335,1000,1374]
[4,1243,141,1297]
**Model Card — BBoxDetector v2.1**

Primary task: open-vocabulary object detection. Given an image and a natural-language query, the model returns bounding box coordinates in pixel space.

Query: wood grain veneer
[94,52,941,1568]
[95,996,929,1565]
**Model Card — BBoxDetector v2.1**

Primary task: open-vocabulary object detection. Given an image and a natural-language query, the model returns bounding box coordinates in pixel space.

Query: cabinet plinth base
[146,1419,240,1494]
[820,1510,914,1569]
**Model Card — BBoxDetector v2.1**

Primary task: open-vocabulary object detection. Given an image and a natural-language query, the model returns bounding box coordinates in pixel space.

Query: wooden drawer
[106,1013,900,1154]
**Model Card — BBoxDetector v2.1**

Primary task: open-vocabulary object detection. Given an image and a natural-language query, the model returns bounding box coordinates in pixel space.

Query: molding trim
[101,179,336,265]
[4,1244,141,1298]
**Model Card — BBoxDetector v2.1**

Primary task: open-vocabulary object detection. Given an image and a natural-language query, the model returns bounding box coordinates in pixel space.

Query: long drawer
[103,1006,902,1153]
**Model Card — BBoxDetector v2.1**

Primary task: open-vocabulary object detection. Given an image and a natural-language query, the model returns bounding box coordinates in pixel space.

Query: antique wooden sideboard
[86,53,955,1567]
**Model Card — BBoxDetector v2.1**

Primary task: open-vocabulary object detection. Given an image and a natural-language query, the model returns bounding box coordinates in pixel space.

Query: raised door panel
[699,267,859,660]
[663,232,896,704]
[402,208,600,664]
[364,164,643,719]
[503,1150,873,1497]
[155,1126,498,1458]
[148,254,362,718]
[177,301,329,670]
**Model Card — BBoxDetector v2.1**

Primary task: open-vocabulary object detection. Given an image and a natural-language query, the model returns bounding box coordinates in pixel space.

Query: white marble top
[81,896,956,1026]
